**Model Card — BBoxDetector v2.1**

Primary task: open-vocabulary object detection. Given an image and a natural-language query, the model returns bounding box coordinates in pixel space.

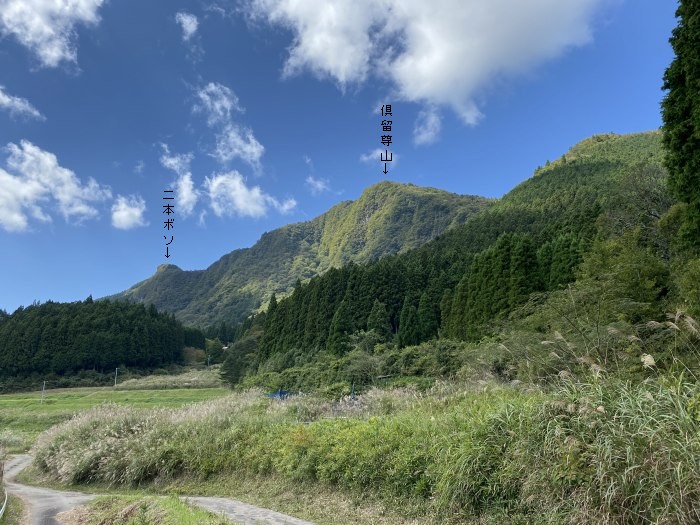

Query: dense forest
[219,131,686,392]
[0,298,204,391]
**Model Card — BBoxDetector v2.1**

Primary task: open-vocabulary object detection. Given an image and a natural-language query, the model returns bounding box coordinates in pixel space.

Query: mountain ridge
[110,180,493,326]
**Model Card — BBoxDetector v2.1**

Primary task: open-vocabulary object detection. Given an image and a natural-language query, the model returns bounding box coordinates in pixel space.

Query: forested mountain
[221,131,672,389]
[0,298,204,390]
[111,182,492,327]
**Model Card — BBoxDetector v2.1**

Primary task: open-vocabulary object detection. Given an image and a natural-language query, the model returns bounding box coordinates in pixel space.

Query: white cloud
[248,0,379,87]
[360,148,398,166]
[0,140,111,232]
[192,82,265,170]
[159,145,198,217]
[305,175,330,196]
[0,0,105,68]
[175,12,198,42]
[111,195,148,230]
[213,124,265,169]
[247,0,605,124]
[413,107,441,145]
[0,86,44,120]
[194,82,242,127]
[204,171,296,218]
[133,160,145,174]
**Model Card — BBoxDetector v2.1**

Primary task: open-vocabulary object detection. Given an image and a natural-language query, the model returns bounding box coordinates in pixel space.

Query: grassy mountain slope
[111,181,492,326]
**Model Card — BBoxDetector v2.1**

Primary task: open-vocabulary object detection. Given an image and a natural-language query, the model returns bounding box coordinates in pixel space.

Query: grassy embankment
[29,376,700,525]
[1,495,26,525]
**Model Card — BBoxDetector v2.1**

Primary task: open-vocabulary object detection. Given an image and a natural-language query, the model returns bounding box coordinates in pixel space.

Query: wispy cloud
[213,124,265,169]
[413,107,441,145]
[193,82,265,170]
[111,195,148,230]
[175,12,198,41]
[0,140,111,232]
[194,82,243,127]
[305,175,331,196]
[0,86,44,120]
[0,0,105,68]
[159,145,198,217]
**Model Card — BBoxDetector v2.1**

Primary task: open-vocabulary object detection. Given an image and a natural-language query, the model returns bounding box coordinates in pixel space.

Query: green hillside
[222,131,672,390]
[111,181,492,327]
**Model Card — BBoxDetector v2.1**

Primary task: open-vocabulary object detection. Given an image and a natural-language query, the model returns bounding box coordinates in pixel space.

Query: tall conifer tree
[662,0,700,247]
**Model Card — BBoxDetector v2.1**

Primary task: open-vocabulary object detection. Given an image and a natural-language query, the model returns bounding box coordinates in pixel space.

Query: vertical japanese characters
[163,189,174,258]
[381,104,393,174]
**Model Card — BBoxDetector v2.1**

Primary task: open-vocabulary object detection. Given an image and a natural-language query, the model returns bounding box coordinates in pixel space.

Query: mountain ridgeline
[111,182,493,327]
[221,131,671,390]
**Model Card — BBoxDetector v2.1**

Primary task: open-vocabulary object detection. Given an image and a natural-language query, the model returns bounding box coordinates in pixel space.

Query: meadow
[0,381,228,453]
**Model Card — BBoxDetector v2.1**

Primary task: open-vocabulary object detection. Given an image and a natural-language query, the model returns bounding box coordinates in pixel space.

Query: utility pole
[114,368,119,387]
[40,380,46,404]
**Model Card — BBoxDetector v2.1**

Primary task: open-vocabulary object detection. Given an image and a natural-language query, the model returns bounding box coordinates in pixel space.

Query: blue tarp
[267,389,290,399]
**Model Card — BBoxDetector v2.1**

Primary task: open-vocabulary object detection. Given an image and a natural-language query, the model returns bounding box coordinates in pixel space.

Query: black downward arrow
[165,246,170,259]
[382,163,388,174]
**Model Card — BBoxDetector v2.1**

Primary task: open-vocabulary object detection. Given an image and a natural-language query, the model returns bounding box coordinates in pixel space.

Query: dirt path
[5,455,315,525]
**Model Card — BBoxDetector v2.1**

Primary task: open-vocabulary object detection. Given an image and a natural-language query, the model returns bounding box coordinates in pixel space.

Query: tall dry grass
[33,378,700,524]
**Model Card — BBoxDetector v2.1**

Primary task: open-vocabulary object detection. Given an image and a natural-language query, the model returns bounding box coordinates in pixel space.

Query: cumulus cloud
[204,171,296,218]
[0,86,44,120]
[248,0,378,87]
[413,107,441,145]
[305,175,330,196]
[0,140,111,232]
[247,0,605,124]
[175,12,198,41]
[0,0,105,68]
[160,145,198,217]
[111,195,148,230]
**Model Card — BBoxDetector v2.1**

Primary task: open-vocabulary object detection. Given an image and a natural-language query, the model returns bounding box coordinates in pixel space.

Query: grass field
[0,386,228,453]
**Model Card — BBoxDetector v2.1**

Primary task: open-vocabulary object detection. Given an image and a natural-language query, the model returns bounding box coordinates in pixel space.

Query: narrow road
[4,455,315,525]
[4,455,95,525]
[182,496,314,525]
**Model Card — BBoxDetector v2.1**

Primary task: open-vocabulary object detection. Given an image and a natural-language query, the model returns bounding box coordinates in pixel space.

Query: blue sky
[0,0,677,314]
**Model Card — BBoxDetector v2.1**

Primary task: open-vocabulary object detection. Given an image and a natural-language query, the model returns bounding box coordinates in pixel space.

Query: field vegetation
[30,376,700,524]
[0,385,227,453]
[59,496,234,525]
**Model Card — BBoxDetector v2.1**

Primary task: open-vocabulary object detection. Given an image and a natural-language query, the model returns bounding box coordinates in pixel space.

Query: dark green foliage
[0,299,198,385]
[327,299,354,355]
[398,298,421,348]
[366,299,392,341]
[662,0,700,247]
[220,330,262,385]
